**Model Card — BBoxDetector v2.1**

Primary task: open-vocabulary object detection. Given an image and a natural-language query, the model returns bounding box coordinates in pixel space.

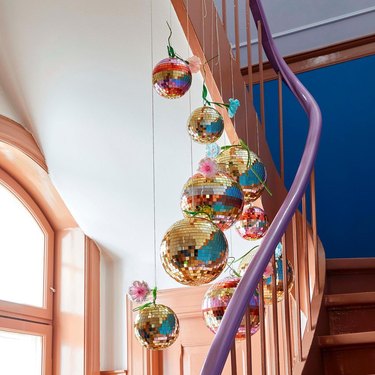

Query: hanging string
[244,83,249,147]
[187,0,193,175]
[150,0,157,288]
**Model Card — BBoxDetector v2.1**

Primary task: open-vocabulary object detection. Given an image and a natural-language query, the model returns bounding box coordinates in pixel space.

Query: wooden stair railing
[171,0,323,374]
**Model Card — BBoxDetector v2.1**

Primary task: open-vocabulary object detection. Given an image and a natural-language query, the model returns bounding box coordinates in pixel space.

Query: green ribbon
[183,208,213,220]
[166,22,189,64]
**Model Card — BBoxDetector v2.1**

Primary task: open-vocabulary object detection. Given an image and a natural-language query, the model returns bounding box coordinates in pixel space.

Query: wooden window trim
[0,169,54,322]
[0,316,52,375]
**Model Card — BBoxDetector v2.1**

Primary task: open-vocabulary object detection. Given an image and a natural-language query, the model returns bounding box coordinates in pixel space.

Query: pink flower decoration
[263,261,273,279]
[128,280,151,303]
[187,55,202,73]
[198,158,218,178]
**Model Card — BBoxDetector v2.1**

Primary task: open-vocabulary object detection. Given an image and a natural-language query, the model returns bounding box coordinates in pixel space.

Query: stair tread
[325,292,375,307]
[327,258,375,272]
[319,331,375,348]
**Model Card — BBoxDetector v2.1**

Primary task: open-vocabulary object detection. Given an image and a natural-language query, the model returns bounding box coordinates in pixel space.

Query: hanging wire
[150,0,157,288]
[187,0,193,175]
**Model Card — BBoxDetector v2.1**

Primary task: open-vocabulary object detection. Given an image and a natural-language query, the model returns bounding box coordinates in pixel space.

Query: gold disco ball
[134,303,179,350]
[180,172,244,231]
[216,145,267,203]
[238,244,294,305]
[160,217,228,286]
[187,106,224,144]
[202,277,260,339]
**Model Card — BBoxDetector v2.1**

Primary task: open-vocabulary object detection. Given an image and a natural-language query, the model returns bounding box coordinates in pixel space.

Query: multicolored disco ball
[235,205,269,240]
[263,257,294,305]
[237,246,294,305]
[160,217,228,286]
[202,277,260,338]
[216,145,267,203]
[187,106,224,144]
[152,58,192,99]
[134,303,179,350]
[181,172,244,231]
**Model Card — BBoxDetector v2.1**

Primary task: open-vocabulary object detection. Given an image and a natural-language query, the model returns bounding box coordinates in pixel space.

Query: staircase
[170,0,326,374]
[319,259,375,375]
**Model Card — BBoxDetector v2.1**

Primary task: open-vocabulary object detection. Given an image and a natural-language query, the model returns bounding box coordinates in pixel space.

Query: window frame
[0,169,54,323]
[0,316,52,375]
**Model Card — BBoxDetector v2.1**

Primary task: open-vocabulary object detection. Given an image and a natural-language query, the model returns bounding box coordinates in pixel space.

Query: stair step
[320,332,375,375]
[326,258,375,272]
[326,259,375,295]
[319,331,375,348]
[325,292,375,307]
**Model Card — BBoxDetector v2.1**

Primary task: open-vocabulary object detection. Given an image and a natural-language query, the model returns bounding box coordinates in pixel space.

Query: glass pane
[0,330,42,375]
[0,183,45,307]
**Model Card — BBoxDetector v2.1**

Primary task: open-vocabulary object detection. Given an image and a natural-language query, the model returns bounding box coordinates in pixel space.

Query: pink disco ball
[235,205,269,240]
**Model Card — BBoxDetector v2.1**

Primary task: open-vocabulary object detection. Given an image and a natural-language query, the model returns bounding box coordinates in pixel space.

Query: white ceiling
[217,0,375,65]
[0,0,373,370]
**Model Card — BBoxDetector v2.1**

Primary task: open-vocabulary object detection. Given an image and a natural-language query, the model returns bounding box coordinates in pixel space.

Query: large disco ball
[187,106,224,144]
[216,145,267,203]
[160,217,228,286]
[152,58,192,99]
[134,304,179,350]
[237,245,294,305]
[235,205,269,240]
[181,172,244,231]
[202,277,260,338]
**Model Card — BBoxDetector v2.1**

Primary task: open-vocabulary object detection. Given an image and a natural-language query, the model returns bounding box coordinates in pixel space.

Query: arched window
[0,170,53,375]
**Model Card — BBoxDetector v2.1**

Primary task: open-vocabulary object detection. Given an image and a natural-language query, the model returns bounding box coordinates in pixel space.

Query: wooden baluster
[222,0,227,31]
[231,340,238,374]
[292,214,302,362]
[245,307,252,375]
[234,0,240,62]
[257,20,265,129]
[278,73,285,183]
[282,235,292,374]
[302,194,312,332]
[310,169,319,295]
[259,279,267,374]
[245,0,253,101]
[271,255,280,375]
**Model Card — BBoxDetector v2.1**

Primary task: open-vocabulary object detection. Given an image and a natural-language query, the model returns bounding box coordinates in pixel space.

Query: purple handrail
[200,0,322,374]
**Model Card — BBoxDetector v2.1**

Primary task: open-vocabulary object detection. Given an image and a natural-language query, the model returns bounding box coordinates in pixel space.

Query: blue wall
[254,55,375,259]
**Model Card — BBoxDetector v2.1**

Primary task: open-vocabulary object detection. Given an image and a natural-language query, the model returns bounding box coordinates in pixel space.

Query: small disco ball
[160,217,228,286]
[216,145,267,203]
[263,257,294,305]
[235,205,269,240]
[187,106,224,144]
[152,57,192,99]
[181,172,244,231]
[237,247,294,305]
[202,277,260,338]
[134,303,179,350]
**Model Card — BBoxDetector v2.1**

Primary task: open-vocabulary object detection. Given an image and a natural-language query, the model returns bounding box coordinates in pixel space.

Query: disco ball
[160,217,228,286]
[187,106,224,144]
[237,246,294,305]
[134,303,179,350]
[181,172,244,231]
[152,58,192,99]
[235,205,269,240]
[263,257,294,305]
[216,145,267,202]
[202,277,260,338]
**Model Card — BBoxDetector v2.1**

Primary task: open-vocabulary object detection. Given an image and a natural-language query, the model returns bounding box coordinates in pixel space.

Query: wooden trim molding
[242,33,375,83]
[100,371,127,375]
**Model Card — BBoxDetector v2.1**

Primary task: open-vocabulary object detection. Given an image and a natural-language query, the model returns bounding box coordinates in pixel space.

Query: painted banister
[200,0,322,374]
